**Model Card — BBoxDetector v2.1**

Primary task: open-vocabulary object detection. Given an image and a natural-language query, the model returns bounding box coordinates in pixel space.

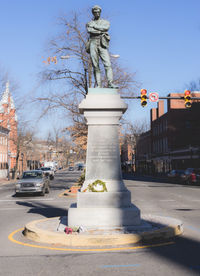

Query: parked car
[181,168,200,185]
[40,167,55,180]
[15,170,50,196]
[68,166,74,171]
[167,169,185,183]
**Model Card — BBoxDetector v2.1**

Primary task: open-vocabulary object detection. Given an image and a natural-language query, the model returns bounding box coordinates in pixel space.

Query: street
[0,170,200,276]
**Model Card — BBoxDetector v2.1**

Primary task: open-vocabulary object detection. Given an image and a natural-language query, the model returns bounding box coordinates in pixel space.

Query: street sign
[149,92,159,102]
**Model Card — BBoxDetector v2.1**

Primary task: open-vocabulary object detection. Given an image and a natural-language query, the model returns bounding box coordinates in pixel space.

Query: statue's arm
[93,20,110,32]
[87,24,101,34]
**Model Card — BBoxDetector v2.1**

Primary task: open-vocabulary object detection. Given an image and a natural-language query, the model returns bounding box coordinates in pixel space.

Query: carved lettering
[88,141,118,162]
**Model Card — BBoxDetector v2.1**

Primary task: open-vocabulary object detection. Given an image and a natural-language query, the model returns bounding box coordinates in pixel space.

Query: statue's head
[92,5,101,19]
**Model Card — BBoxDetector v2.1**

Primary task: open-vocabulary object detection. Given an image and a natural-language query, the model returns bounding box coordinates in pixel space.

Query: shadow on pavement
[149,235,200,275]
[16,200,67,217]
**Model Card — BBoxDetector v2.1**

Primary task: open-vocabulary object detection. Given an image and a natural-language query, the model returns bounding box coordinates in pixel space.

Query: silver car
[15,170,50,196]
[40,167,55,180]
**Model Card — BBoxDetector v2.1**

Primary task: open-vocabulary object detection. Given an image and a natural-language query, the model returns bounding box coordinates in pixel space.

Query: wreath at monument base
[87,180,108,192]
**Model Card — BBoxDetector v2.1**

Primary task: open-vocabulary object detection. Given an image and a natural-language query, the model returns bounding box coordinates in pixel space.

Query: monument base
[77,190,132,208]
[68,204,141,229]
[68,88,141,229]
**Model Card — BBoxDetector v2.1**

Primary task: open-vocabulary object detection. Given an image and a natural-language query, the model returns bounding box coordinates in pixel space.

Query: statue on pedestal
[86,5,118,89]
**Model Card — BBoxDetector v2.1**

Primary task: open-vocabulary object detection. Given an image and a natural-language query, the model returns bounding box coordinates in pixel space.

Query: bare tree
[121,119,150,147]
[185,79,200,91]
[35,11,140,150]
[12,122,35,177]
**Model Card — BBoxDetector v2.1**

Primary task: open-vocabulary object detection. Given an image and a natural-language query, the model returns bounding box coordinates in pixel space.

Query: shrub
[77,169,85,187]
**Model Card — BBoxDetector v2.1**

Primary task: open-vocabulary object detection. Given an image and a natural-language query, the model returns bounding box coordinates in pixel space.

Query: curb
[23,215,183,247]
[59,186,80,198]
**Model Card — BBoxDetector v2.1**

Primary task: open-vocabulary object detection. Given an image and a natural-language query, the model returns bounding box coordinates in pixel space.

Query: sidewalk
[123,173,169,183]
[0,178,16,186]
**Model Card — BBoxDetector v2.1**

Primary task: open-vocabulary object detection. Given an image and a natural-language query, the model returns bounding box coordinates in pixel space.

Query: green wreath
[87,180,108,192]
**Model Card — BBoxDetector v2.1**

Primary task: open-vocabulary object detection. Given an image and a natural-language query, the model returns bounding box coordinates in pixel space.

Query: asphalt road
[0,170,200,276]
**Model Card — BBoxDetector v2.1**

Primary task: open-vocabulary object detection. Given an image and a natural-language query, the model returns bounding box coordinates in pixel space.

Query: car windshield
[41,167,51,171]
[185,168,194,174]
[22,172,43,179]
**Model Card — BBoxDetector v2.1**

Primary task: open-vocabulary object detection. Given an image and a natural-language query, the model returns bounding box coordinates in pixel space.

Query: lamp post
[7,150,11,180]
[21,153,24,174]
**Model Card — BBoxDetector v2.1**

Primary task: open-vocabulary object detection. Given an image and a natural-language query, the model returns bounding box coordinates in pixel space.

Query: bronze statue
[86,5,118,89]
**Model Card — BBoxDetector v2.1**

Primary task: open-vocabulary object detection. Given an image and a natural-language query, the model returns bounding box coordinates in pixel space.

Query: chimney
[157,100,164,117]
[151,108,157,122]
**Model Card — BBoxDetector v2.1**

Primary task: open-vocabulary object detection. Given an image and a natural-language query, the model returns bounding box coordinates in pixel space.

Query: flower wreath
[86,180,108,192]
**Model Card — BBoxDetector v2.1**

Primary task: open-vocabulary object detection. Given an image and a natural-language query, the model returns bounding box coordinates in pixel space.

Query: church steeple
[0,80,18,170]
[1,81,10,105]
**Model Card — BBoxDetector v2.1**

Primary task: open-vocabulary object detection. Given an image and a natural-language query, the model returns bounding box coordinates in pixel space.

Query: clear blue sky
[0,0,200,136]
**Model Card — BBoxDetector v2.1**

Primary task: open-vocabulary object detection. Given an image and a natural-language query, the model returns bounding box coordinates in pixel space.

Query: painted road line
[0,206,58,211]
[159,200,175,202]
[8,227,174,252]
[191,200,200,202]
[102,264,140,268]
[186,226,200,233]
[0,208,31,211]
[0,198,55,202]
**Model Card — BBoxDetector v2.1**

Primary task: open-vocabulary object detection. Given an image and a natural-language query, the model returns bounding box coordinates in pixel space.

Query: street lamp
[60,55,75,59]
[110,54,120,58]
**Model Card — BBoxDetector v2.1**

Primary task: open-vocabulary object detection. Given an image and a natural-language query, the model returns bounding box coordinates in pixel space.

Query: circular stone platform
[23,215,183,247]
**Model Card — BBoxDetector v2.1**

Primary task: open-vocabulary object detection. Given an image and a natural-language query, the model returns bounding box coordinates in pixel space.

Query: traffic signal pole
[122,89,200,108]
[121,96,200,100]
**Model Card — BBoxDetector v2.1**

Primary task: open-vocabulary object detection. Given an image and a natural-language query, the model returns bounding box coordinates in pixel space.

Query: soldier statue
[86,5,118,89]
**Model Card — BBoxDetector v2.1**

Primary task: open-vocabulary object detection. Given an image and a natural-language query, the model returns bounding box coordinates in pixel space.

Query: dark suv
[181,168,200,185]
[167,169,185,183]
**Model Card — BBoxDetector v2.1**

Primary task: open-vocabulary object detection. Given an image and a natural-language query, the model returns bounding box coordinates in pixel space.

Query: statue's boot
[94,70,101,88]
[106,67,119,89]
[108,82,119,89]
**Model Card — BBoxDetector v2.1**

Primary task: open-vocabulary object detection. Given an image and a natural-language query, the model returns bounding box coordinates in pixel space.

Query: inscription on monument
[88,141,118,162]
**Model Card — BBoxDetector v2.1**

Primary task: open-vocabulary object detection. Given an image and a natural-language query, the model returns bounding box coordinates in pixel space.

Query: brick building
[135,130,151,174]
[0,82,18,175]
[136,92,200,174]
[0,126,9,178]
[121,134,135,172]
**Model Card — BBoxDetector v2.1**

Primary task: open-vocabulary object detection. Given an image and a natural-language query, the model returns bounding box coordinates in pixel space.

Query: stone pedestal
[68,88,141,229]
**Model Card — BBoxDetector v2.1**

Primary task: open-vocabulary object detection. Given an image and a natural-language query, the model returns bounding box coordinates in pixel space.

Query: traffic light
[184,90,192,108]
[141,89,147,107]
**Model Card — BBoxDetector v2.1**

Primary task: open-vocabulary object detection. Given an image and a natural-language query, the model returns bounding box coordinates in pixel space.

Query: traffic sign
[149,92,159,102]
